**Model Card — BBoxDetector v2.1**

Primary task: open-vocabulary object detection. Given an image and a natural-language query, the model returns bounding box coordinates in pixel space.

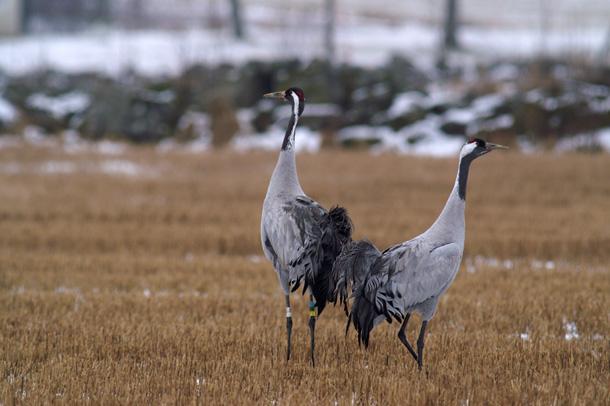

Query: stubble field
[1,146,609,404]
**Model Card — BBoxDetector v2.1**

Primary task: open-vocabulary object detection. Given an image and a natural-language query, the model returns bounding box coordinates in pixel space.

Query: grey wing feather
[284,196,326,290]
[375,241,462,321]
[261,196,324,293]
[263,195,352,315]
[328,239,381,315]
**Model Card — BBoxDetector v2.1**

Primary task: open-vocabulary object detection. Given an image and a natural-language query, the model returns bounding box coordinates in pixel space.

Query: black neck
[457,155,474,200]
[281,113,298,151]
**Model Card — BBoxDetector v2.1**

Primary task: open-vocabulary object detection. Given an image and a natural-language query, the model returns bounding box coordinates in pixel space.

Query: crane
[334,137,507,370]
[260,87,353,366]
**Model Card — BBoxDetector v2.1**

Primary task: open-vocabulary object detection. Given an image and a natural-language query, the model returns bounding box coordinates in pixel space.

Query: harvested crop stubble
[1,147,609,404]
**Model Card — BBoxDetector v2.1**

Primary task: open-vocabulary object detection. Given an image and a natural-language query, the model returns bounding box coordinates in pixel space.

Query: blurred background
[0,0,609,155]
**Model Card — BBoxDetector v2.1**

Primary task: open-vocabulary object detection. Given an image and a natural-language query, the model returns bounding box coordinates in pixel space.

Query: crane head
[263,87,305,116]
[461,137,508,159]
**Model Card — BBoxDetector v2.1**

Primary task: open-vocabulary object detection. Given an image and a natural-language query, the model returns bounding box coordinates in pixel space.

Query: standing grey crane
[260,87,353,366]
[333,137,507,370]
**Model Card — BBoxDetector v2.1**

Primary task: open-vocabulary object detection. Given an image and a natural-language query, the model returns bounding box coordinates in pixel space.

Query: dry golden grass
[1,146,609,404]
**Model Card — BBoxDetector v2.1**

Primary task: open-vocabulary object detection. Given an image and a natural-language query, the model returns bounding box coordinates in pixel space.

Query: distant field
[1,147,609,404]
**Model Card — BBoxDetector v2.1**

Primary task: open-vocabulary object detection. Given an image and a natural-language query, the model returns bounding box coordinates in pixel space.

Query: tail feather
[328,239,381,315]
[350,285,381,348]
[289,205,353,316]
[312,206,353,315]
[327,206,353,245]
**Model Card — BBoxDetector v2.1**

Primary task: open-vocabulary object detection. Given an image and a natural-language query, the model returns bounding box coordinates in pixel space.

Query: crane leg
[285,295,292,361]
[308,295,317,367]
[416,320,428,371]
[397,313,418,362]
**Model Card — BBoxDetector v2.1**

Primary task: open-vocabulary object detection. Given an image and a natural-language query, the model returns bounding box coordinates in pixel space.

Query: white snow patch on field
[96,141,127,155]
[26,92,90,119]
[0,156,156,178]
[563,318,580,341]
[39,160,77,174]
[98,160,150,177]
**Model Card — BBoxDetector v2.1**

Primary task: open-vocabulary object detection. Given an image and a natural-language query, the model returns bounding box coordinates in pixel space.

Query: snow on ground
[232,125,321,153]
[0,96,18,123]
[0,6,607,77]
[98,159,148,177]
[26,91,90,119]
[555,127,610,152]
[0,139,156,177]
[563,318,580,341]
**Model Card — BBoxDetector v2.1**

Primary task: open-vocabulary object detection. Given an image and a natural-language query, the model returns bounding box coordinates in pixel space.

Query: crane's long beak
[263,91,286,100]
[486,142,509,151]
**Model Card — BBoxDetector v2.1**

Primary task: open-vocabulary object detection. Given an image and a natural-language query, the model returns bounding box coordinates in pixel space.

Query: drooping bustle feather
[288,205,353,315]
[328,239,381,316]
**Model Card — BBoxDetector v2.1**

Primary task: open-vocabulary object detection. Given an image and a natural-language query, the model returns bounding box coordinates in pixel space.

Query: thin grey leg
[397,313,418,362]
[417,320,428,371]
[308,295,316,367]
[285,294,292,361]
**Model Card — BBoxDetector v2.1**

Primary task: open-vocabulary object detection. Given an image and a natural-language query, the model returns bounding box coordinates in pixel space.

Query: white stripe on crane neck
[290,91,300,116]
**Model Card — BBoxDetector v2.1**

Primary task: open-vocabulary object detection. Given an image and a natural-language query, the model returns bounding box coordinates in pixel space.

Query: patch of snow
[519,332,530,341]
[338,121,464,157]
[517,136,538,154]
[247,255,264,263]
[55,286,82,295]
[471,256,516,270]
[232,125,321,153]
[443,108,477,124]
[61,130,88,154]
[424,84,462,107]
[26,91,90,119]
[471,94,506,116]
[598,128,610,151]
[555,131,610,153]
[475,114,514,133]
[489,64,520,81]
[23,126,50,146]
[387,91,426,118]
[39,160,77,174]
[178,111,210,134]
[563,318,580,341]
[186,136,212,153]
[525,89,544,104]
[0,4,607,77]
[96,140,127,155]
[98,159,149,177]
[143,289,152,298]
[0,96,18,123]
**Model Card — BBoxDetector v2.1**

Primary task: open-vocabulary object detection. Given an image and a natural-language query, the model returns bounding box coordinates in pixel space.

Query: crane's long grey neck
[427,154,473,241]
[266,94,303,198]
